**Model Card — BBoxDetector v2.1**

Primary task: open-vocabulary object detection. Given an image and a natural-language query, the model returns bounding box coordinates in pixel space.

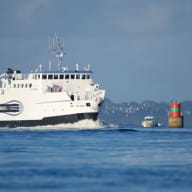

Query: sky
[0,0,192,103]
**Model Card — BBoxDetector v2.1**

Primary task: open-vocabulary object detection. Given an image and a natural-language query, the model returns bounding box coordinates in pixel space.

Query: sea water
[0,121,192,192]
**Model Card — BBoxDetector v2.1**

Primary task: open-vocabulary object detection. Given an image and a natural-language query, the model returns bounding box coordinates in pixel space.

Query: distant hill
[98,98,192,127]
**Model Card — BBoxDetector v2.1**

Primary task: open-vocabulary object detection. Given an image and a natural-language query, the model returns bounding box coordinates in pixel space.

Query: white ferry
[0,35,105,127]
[141,116,158,128]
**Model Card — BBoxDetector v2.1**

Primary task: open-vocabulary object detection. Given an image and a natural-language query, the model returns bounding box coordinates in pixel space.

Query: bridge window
[54,74,58,79]
[76,74,80,79]
[65,74,69,79]
[71,74,75,79]
[42,74,47,79]
[87,74,91,79]
[60,74,64,79]
[48,74,53,79]
[82,74,86,79]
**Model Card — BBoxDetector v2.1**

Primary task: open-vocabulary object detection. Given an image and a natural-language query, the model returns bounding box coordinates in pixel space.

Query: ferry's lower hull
[0,112,98,128]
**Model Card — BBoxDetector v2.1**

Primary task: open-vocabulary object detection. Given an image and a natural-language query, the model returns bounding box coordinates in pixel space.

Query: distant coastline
[99,98,192,127]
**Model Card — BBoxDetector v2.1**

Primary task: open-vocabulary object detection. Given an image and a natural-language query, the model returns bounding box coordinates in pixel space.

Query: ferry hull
[0,112,98,128]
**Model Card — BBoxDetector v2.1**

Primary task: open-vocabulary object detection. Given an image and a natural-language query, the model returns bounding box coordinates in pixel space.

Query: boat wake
[18,119,104,130]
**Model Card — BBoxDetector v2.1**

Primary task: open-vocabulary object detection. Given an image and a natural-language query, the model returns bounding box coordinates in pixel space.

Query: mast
[49,33,64,71]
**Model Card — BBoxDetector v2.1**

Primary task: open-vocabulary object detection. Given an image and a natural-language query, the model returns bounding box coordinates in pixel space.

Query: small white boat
[141,116,158,128]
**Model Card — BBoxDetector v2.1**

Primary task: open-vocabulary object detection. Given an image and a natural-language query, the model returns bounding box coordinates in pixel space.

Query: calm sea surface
[0,126,192,192]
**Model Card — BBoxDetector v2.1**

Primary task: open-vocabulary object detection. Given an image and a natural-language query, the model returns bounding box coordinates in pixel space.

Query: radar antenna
[49,33,64,71]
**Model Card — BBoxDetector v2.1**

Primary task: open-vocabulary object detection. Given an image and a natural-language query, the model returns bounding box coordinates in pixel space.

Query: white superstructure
[0,35,105,127]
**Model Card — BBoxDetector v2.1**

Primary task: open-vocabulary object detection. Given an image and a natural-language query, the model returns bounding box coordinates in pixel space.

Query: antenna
[48,60,52,71]
[48,37,51,49]
[76,64,79,71]
[49,33,64,71]
[39,64,42,71]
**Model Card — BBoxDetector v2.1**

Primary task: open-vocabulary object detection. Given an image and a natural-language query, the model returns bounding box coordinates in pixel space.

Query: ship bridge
[32,70,93,81]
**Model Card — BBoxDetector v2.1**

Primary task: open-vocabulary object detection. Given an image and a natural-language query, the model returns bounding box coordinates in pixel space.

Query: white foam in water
[19,119,104,130]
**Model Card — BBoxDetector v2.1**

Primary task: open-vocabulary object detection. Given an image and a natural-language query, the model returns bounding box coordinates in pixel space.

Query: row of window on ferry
[33,74,92,80]
[13,83,32,88]
[2,83,32,89]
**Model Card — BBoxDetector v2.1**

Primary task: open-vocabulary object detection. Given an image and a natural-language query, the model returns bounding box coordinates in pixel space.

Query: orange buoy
[168,101,183,128]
